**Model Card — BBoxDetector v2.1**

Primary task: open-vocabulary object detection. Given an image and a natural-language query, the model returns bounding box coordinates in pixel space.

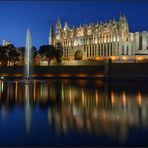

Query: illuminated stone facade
[2,38,11,46]
[49,14,148,60]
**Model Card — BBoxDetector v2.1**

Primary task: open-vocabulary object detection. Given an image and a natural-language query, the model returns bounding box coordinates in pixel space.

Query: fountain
[25,28,32,79]
[24,29,33,133]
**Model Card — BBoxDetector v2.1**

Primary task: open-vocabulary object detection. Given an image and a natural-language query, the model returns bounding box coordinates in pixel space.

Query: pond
[0,79,148,147]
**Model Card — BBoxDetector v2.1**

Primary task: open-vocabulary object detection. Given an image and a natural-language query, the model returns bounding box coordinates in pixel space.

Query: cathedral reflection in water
[0,80,148,143]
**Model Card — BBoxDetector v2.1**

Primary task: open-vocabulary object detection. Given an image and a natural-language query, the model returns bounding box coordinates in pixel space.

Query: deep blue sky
[0,1,148,48]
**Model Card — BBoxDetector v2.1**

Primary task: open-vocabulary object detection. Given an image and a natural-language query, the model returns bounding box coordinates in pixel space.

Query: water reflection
[0,80,148,144]
[25,83,32,133]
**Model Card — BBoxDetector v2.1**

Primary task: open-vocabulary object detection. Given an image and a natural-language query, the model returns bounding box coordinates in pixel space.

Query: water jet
[25,28,32,79]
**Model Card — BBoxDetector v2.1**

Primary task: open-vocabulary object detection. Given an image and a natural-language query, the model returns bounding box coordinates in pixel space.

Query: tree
[32,46,38,63]
[16,47,25,65]
[39,45,55,65]
[0,45,7,66]
[35,53,42,65]
[8,49,19,65]
[55,42,63,65]
[7,44,19,65]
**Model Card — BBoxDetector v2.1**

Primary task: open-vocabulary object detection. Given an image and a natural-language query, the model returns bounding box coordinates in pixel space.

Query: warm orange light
[34,81,36,101]
[61,74,70,77]
[77,80,87,86]
[122,91,126,105]
[111,91,115,104]
[15,81,18,101]
[137,91,142,106]
[43,74,54,77]
[15,74,22,77]
[136,56,144,61]
[95,89,99,105]
[78,73,87,77]
[111,56,117,60]
[69,86,72,103]
[122,56,127,60]
[95,57,100,60]
[82,88,85,105]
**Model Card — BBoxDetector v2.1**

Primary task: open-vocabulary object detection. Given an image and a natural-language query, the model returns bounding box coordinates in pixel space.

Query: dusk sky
[0,1,148,48]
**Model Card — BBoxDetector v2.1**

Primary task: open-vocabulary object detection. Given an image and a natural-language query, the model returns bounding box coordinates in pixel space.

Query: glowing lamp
[0,76,4,80]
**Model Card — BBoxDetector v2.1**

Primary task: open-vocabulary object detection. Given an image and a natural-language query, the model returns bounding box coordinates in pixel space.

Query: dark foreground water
[0,79,148,147]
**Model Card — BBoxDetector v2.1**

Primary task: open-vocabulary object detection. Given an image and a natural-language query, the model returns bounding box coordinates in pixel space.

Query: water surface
[0,79,148,147]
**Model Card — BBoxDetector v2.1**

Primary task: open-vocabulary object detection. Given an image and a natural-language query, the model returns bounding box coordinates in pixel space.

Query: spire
[64,22,68,30]
[56,17,62,30]
[119,13,126,22]
[50,24,54,35]
[49,24,54,45]
[113,18,116,23]
[96,20,99,25]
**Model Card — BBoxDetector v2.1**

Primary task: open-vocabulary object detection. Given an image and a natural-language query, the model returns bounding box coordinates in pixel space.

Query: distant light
[136,56,143,61]
[1,76,4,80]
[25,77,29,79]
[122,56,127,60]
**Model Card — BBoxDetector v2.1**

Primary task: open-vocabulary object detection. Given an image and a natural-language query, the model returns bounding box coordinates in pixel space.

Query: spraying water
[25,28,32,79]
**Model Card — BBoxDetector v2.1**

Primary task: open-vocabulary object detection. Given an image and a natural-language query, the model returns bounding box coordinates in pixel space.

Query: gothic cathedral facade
[49,14,148,60]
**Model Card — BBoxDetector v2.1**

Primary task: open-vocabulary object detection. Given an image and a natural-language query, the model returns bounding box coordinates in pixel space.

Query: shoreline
[0,63,148,80]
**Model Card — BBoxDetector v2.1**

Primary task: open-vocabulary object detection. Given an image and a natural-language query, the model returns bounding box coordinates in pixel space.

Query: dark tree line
[0,44,20,66]
[0,42,63,66]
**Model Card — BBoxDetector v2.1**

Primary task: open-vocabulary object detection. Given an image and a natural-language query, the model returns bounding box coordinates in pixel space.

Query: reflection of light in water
[2,106,8,121]
[7,83,10,101]
[48,108,52,125]
[122,91,126,106]
[111,91,115,104]
[82,88,84,105]
[0,81,2,100]
[73,105,82,117]
[34,81,36,101]
[1,81,3,93]
[95,89,98,105]
[25,83,32,133]
[55,113,61,135]
[69,86,72,103]
[40,83,43,100]
[42,83,48,101]
[137,91,142,106]
[15,81,18,101]
[77,80,87,86]
[1,80,148,143]
[62,84,64,101]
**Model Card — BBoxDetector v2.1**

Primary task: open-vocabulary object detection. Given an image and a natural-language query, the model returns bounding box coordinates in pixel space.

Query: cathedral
[49,14,148,60]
